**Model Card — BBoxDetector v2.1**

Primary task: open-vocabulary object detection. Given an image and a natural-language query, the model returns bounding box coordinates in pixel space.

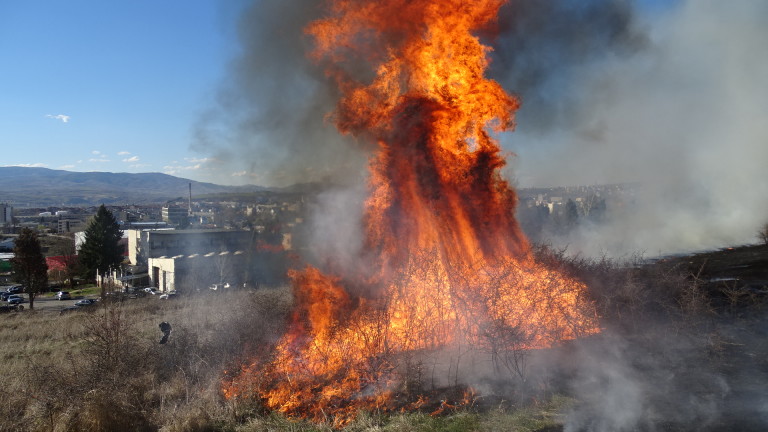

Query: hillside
[0,167,265,206]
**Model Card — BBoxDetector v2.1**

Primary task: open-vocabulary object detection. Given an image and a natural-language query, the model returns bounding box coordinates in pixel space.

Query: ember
[223,0,599,424]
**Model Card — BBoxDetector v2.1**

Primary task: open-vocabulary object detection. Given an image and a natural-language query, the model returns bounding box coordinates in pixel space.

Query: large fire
[223,0,599,424]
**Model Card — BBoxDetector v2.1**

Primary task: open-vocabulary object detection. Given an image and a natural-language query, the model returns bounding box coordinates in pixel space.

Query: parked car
[7,295,24,304]
[159,291,177,300]
[55,291,71,300]
[7,286,23,294]
[74,299,97,307]
[144,287,159,295]
[0,292,11,301]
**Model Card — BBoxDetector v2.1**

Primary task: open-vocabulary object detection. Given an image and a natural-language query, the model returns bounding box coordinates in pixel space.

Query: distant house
[124,228,286,292]
[126,229,252,267]
[161,205,189,226]
[58,219,84,234]
[74,231,129,257]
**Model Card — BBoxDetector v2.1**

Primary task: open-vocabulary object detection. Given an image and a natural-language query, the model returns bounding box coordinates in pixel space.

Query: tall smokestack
[188,183,192,213]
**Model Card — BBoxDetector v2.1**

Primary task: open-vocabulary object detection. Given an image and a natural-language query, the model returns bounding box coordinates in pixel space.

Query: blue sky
[0,1,243,183]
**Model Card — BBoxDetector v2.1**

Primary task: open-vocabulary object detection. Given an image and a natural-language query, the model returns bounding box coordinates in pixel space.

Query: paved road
[2,293,99,313]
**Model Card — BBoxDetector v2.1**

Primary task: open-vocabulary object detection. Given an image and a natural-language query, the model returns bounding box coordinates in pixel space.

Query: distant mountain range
[0,167,275,206]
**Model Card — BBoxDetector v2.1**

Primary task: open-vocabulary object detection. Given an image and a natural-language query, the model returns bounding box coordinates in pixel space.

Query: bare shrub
[0,288,294,431]
[759,222,768,245]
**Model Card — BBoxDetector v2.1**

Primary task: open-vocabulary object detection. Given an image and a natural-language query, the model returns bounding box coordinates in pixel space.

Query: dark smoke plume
[489,0,648,132]
[197,0,768,254]
[198,1,768,430]
[193,0,366,188]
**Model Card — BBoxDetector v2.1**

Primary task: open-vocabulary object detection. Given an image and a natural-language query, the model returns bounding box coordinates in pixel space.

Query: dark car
[0,292,10,301]
[6,286,22,294]
[7,295,24,305]
[74,299,97,307]
[55,291,71,300]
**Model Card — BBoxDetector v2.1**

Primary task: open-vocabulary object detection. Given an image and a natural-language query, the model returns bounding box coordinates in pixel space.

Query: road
[2,292,99,313]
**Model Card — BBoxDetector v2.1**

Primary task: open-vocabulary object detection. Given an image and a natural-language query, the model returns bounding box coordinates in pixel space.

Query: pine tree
[11,228,48,310]
[79,205,124,281]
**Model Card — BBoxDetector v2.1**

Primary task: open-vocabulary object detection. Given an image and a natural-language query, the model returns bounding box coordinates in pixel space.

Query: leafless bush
[0,288,294,432]
[759,222,768,245]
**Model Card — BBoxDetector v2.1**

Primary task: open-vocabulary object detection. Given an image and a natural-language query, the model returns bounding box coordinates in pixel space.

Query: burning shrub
[221,0,601,424]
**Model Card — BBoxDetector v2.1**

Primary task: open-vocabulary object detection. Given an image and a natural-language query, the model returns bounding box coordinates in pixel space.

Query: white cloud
[89,158,110,163]
[129,164,150,169]
[117,151,131,156]
[45,114,70,123]
[91,150,101,155]
[59,164,75,169]
[122,156,140,163]
[4,163,48,168]
[163,164,204,177]
[163,157,219,176]
[164,164,203,172]
[231,171,259,179]
[184,157,213,164]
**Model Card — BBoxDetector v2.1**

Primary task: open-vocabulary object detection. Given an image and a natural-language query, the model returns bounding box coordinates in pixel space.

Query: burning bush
[221,0,601,424]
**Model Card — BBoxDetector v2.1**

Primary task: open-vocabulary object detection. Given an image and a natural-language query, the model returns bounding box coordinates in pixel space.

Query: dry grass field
[0,245,766,431]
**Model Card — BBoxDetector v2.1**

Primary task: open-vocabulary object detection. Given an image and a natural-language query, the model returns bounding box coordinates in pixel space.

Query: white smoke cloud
[508,0,768,256]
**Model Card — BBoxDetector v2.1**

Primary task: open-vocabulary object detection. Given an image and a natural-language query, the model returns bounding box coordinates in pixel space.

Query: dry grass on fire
[0,245,765,431]
[0,287,569,432]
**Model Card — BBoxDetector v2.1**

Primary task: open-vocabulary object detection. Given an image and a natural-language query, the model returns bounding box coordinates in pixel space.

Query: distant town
[0,182,638,293]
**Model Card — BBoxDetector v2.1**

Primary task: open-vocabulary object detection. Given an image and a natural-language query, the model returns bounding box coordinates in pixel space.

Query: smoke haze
[501,0,768,256]
[198,2,768,429]
[197,0,767,257]
[193,0,367,188]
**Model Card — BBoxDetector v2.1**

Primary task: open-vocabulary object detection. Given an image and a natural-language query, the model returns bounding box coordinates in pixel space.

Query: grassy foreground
[0,288,569,432]
[0,244,766,431]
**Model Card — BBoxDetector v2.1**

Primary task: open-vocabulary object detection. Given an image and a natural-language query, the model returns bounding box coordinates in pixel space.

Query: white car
[143,287,159,295]
[209,283,230,291]
[159,291,178,300]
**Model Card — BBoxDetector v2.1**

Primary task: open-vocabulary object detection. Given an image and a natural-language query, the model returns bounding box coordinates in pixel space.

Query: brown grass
[0,288,292,432]
[0,244,762,431]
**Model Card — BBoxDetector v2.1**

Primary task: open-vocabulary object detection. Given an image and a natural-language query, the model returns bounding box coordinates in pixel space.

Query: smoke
[302,181,367,272]
[199,0,768,256]
[497,0,768,256]
[193,0,366,188]
[201,2,768,429]
[489,0,648,133]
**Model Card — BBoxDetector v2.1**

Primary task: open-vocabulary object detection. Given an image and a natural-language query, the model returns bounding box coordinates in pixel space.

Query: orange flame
[224,0,599,424]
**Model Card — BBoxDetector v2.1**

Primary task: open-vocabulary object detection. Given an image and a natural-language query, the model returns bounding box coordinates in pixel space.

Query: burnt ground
[634,244,768,431]
[657,243,768,305]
